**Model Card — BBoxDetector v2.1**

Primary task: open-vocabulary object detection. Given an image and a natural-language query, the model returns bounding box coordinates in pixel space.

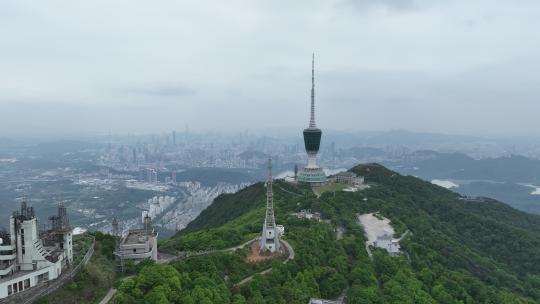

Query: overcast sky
[1,0,540,137]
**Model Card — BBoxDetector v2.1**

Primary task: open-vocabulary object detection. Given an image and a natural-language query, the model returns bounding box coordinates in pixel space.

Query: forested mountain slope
[177,182,266,235]
[117,164,540,303]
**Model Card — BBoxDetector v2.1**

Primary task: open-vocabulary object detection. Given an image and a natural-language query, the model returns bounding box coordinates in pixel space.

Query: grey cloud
[0,0,539,137]
[124,84,197,97]
[340,0,433,12]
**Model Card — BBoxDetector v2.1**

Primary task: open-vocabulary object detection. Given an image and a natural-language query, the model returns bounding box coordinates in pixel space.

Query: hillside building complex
[291,209,322,221]
[114,214,158,264]
[0,202,73,300]
[331,172,364,186]
[298,54,326,185]
[260,158,280,253]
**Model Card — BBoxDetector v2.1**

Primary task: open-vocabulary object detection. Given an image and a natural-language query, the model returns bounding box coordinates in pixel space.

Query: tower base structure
[260,225,280,253]
[298,167,326,185]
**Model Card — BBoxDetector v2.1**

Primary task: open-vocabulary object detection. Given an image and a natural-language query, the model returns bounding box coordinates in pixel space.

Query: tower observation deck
[299,54,326,184]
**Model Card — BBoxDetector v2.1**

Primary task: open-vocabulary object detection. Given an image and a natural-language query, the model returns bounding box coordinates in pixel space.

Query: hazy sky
[1,0,540,136]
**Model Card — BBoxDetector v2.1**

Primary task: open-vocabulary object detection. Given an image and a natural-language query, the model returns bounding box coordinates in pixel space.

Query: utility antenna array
[260,158,280,253]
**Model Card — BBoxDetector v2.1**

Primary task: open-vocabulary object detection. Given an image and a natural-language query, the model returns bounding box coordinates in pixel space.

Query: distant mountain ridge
[383,151,540,214]
[388,150,540,182]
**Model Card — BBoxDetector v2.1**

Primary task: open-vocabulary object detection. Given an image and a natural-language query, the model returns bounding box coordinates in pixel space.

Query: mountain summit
[117,163,540,303]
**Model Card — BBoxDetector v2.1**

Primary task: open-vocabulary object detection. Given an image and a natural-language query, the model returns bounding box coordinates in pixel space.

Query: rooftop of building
[44,249,64,263]
[335,171,357,177]
[40,229,72,247]
[122,229,157,245]
[308,299,341,304]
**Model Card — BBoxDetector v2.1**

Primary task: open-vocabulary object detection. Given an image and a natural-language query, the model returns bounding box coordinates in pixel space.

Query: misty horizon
[2,0,540,137]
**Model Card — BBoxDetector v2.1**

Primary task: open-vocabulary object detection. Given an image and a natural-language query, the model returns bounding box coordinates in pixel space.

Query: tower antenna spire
[310,53,316,128]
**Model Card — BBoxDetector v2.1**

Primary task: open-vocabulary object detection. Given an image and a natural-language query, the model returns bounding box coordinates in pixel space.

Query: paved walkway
[277,186,303,197]
[281,239,295,262]
[158,237,259,264]
[236,267,273,286]
[223,238,259,253]
[97,275,134,304]
[159,238,295,288]
[397,230,411,241]
[98,288,117,304]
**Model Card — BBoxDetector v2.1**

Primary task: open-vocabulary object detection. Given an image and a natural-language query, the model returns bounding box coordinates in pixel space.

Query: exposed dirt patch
[246,241,286,263]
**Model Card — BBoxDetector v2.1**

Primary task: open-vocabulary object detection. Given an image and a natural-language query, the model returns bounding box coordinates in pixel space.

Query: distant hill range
[383,151,540,214]
[387,150,540,183]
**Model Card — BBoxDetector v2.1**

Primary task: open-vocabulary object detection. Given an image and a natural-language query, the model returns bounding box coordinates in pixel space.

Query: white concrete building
[333,171,364,186]
[374,234,401,256]
[115,215,158,263]
[308,299,341,304]
[292,209,322,221]
[276,225,285,237]
[0,202,73,299]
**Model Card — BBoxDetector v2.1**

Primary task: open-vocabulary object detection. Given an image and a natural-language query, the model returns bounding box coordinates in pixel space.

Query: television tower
[260,158,280,253]
[298,53,326,184]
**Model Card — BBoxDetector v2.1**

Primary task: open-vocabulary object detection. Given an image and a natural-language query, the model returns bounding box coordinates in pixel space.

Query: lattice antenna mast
[309,53,316,128]
[112,217,119,248]
[264,158,276,228]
